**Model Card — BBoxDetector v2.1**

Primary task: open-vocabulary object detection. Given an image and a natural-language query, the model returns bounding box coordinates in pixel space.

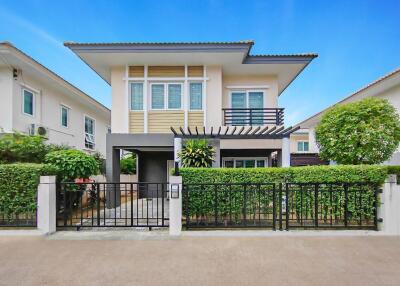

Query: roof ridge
[64,40,255,46]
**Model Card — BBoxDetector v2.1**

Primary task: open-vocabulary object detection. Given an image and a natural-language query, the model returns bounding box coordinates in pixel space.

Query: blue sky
[0,0,399,125]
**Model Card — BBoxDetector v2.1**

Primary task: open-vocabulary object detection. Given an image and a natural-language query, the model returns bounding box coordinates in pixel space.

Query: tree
[315,98,400,164]
[178,139,215,167]
[45,150,99,181]
[120,154,136,174]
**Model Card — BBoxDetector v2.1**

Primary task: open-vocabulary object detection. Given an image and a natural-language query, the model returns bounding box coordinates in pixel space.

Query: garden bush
[180,165,388,185]
[0,133,68,163]
[0,163,57,217]
[45,150,99,181]
[178,139,215,167]
[180,165,389,225]
[120,154,136,174]
[315,98,400,164]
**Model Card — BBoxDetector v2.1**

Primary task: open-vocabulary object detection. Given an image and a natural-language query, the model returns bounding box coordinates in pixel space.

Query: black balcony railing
[223,108,284,126]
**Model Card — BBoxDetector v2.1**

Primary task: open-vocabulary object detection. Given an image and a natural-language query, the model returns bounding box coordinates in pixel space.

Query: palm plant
[178,139,215,167]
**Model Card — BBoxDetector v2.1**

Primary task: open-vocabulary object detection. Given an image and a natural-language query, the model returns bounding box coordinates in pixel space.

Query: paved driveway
[0,234,400,286]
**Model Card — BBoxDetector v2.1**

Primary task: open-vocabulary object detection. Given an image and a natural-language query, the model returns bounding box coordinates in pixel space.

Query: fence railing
[223,108,284,126]
[0,212,37,228]
[183,182,379,230]
[56,182,169,230]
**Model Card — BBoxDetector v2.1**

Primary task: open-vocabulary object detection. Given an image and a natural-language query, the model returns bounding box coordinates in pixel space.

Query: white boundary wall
[37,176,56,234]
[379,174,400,234]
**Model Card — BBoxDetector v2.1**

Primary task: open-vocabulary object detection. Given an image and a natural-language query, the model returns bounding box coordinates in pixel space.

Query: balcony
[223,108,284,126]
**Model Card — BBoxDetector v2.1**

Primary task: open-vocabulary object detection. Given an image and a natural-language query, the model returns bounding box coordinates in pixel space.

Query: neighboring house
[292,67,400,166]
[65,40,317,183]
[0,42,110,156]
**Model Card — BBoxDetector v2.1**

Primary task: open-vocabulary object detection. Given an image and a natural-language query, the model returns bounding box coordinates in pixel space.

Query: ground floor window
[223,157,267,168]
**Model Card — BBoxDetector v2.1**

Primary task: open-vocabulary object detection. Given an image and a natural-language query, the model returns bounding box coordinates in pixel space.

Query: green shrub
[180,165,388,185]
[91,151,106,175]
[0,133,69,164]
[0,163,57,216]
[120,154,136,174]
[315,98,400,164]
[178,139,215,167]
[45,150,99,181]
[180,165,388,222]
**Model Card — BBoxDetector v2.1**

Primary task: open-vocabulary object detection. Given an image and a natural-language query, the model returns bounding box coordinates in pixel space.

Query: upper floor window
[297,141,309,152]
[231,91,264,109]
[130,83,143,110]
[190,83,202,110]
[22,89,35,116]
[60,105,69,128]
[151,83,182,110]
[85,116,95,150]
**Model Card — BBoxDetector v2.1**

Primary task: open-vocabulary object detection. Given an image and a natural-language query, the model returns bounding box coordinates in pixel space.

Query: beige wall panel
[206,66,223,128]
[128,66,144,77]
[188,66,204,77]
[188,111,204,128]
[148,66,185,77]
[129,111,144,133]
[148,110,184,133]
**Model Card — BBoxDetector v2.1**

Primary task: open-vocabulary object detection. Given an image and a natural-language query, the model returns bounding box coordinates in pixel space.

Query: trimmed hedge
[180,165,389,185]
[0,163,57,216]
[180,165,388,222]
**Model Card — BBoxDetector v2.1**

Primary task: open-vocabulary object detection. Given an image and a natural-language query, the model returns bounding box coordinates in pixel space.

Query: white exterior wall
[111,66,127,133]
[2,70,109,156]
[0,67,13,132]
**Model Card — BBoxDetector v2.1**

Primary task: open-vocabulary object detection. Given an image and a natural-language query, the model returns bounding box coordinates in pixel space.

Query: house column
[106,141,121,208]
[282,136,291,167]
[210,139,221,167]
[174,137,182,166]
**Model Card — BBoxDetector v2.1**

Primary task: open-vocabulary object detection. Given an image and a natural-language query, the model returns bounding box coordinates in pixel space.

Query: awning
[170,125,300,139]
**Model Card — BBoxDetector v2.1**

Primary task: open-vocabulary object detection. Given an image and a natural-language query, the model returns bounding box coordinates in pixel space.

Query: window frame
[150,82,183,110]
[129,82,144,111]
[22,88,35,117]
[60,105,70,128]
[189,81,203,111]
[297,141,310,152]
[229,90,265,109]
[222,157,268,168]
[84,115,96,150]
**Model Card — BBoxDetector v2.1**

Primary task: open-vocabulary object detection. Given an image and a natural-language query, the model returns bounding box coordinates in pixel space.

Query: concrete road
[0,234,400,286]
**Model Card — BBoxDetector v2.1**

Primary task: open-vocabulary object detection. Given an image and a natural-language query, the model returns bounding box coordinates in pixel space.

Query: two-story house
[0,42,110,156]
[65,41,317,183]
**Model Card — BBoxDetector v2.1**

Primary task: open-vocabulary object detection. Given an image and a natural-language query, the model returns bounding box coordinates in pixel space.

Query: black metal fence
[0,212,37,228]
[183,182,379,230]
[56,182,169,230]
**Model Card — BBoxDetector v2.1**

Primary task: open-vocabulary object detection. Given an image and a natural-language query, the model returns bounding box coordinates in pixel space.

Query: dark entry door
[138,151,174,198]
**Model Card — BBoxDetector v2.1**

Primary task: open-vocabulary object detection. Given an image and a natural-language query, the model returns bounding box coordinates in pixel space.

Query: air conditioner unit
[29,124,49,137]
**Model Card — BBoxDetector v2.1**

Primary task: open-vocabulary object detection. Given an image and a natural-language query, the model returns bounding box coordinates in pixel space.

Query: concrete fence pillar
[37,176,56,234]
[174,137,182,167]
[282,136,291,167]
[169,175,182,236]
[379,174,400,234]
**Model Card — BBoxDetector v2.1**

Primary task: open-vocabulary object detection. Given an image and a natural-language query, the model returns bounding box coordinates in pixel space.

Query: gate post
[37,176,57,234]
[379,174,400,234]
[169,175,182,236]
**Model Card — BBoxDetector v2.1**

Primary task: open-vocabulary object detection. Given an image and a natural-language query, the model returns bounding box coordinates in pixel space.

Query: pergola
[170,125,300,167]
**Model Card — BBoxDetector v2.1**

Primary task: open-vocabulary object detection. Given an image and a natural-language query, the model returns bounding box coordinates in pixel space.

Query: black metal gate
[183,182,379,230]
[56,182,169,230]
